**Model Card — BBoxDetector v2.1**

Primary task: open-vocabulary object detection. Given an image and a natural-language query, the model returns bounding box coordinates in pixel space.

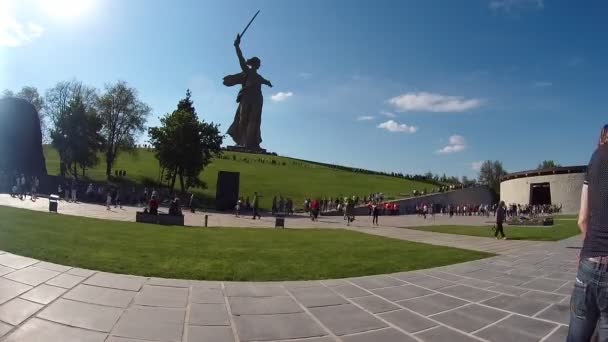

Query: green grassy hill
[43,146,435,209]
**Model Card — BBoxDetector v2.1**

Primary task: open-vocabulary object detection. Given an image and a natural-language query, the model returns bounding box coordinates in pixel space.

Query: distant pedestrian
[252,192,261,219]
[235,198,242,217]
[372,203,380,226]
[115,189,122,209]
[106,192,112,210]
[189,193,196,213]
[495,201,507,240]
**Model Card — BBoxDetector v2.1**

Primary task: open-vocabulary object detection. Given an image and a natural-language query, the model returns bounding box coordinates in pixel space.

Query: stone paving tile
[0,321,13,338]
[398,293,468,316]
[415,326,482,342]
[2,317,106,342]
[437,285,499,302]
[341,328,417,342]
[482,294,551,316]
[189,287,225,304]
[66,267,96,277]
[320,279,348,287]
[282,280,322,289]
[0,254,38,269]
[556,281,574,295]
[486,284,529,296]
[465,269,504,280]
[189,303,230,326]
[457,278,496,289]
[536,303,570,324]
[37,298,123,332]
[147,277,191,287]
[309,304,387,336]
[281,337,337,342]
[187,326,235,342]
[430,304,509,333]
[106,337,157,342]
[63,284,136,308]
[233,312,325,341]
[3,266,60,286]
[544,271,574,281]
[0,265,15,276]
[35,261,71,273]
[112,305,185,342]
[423,270,468,282]
[520,290,567,304]
[405,275,456,290]
[289,286,348,308]
[543,326,569,342]
[84,272,146,291]
[474,314,557,342]
[331,284,371,298]
[391,271,429,282]
[520,277,568,292]
[350,295,400,314]
[228,296,302,315]
[225,283,287,297]
[371,285,433,302]
[0,277,32,304]
[45,273,85,288]
[379,309,437,333]
[19,284,66,304]
[134,285,188,308]
[190,280,222,289]
[349,275,404,289]
[0,298,42,325]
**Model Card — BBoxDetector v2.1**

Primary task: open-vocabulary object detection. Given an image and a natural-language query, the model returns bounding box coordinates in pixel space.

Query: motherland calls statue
[223,11,272,152]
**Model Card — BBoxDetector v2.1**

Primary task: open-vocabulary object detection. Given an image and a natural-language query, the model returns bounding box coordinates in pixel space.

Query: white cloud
[437,135,466,154]
[380,110,396,118]
[0,20,44,47]
[270,91,293,102]
[489,0,544,11]
[377,120,418,134]
[533,81,552,88]
[0,1,44,47]
[472,161,484,171]
[298,72,312,79]
[388,92,484,113]
[356,116,375,121]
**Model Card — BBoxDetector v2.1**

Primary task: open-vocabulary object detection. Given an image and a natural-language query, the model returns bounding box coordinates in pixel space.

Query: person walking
[252,192,261,220]
[115,189,122,209]
[567,125,608,341]
[495,201,507,240]
[372,202,380,226]
[71,180,77,203]
[106,191,112,210]
[235,198,242,217]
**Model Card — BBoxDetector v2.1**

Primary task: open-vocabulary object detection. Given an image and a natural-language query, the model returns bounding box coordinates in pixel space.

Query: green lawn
[0,206,491,281]
[43,146,436,209]
[406,221,581,241]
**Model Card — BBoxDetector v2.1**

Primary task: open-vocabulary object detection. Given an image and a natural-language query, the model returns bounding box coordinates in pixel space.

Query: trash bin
[49,194,59,213]
[275,216,285,228]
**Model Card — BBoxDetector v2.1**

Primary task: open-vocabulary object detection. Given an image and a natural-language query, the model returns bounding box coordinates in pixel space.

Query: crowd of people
[505,203,562,217]
[8,173,40,201]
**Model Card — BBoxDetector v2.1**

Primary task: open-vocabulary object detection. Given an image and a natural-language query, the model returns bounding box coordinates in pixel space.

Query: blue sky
[1,0,606,178]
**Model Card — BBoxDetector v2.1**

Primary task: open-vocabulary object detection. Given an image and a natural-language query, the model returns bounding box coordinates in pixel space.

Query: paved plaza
[0,195,581,341]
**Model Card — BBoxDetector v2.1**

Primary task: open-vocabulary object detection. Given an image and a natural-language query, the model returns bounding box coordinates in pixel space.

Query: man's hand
[234,34,241,47]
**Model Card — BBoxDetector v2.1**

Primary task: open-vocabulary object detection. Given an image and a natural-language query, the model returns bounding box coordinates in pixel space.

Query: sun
[39,0,95,20]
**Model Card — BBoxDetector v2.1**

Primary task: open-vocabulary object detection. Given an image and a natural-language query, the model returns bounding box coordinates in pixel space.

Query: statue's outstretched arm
[261,77,273,88]
[234,34,247,72]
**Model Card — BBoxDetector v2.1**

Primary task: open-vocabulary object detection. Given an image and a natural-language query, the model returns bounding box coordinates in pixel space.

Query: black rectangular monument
[216,171,240,211]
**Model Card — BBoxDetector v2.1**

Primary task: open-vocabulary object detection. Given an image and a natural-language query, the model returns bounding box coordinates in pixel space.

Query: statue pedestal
[225,145,270,155]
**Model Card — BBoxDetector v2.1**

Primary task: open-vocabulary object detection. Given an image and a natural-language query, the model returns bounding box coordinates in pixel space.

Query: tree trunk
[170,166,178,190]
[82,166,86,178]
[178,168,185,194]
[105,148,113,177]
[73,163,78,180]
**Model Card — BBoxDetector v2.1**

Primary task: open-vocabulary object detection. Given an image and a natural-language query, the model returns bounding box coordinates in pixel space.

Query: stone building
[500,166,586,214]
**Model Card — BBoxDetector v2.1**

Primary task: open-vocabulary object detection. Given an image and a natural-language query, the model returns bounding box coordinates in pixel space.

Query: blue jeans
[568,259,604,341]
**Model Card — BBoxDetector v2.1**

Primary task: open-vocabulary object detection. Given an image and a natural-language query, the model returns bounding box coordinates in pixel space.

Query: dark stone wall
[0,97,47,176]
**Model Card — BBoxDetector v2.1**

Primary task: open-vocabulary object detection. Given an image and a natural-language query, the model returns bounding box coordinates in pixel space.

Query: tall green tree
[537,160,561,169]
[477,160,507,195]
[148,90,223,193]
[98,81,150,177]
[50,96,103,177]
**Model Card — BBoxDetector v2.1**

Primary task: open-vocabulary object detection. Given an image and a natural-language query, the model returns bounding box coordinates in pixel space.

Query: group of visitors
[271,195,294,216]
[504,203,562,217]
[9,174,39,201]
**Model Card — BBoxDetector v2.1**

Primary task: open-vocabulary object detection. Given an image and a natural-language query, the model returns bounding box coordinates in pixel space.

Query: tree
[98,81,150,177]
[537,160,561,170]
[148,90,223,193]
[477,160,507,195]
[50,96,104,178]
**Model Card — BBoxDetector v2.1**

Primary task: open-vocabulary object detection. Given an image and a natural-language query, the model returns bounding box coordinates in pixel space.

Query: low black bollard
[204,215,208,227]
